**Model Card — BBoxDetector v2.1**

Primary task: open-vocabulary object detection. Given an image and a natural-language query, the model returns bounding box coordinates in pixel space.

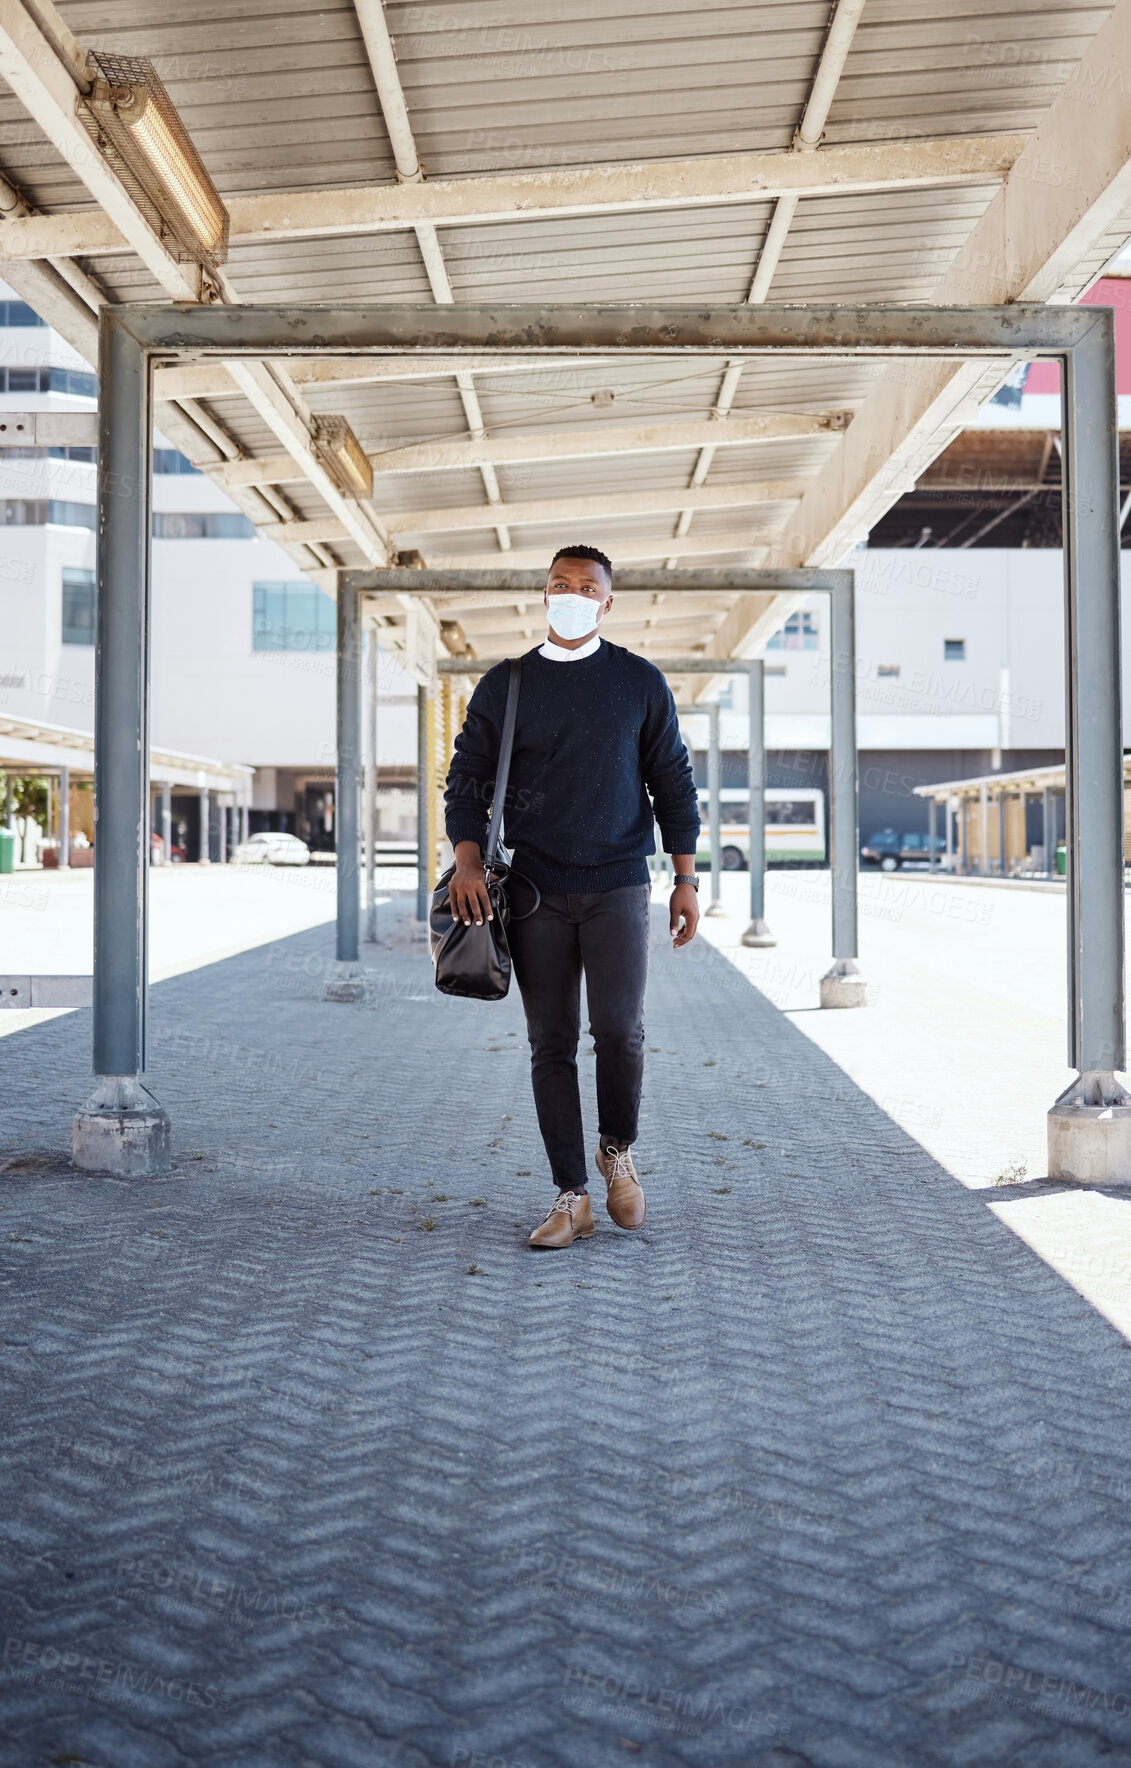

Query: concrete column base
[323,962,365,1004]
[819,958,868,1009]
[72,1076,171,1177]
[741,918,776,948]
[704,901,727,918]
[1048,1071,1131,1185]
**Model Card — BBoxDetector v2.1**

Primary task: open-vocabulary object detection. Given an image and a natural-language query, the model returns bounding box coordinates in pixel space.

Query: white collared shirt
[539,632,602,662]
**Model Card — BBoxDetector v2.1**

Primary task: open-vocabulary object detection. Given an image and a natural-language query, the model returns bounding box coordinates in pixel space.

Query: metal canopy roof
[916,754,1131,801]
[0,711,253,794]
[0,0,1127,682]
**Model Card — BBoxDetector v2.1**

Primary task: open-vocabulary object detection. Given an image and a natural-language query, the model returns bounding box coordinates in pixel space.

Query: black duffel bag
[429,657,539,1000]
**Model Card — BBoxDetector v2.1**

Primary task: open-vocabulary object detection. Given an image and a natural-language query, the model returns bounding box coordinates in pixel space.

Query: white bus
[694,787,826,870]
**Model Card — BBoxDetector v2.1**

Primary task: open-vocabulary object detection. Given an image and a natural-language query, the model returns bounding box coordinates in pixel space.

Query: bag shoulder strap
[484,656,522,867]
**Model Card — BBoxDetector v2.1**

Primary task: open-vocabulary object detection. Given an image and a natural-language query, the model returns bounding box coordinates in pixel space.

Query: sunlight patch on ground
[684,867,1131,1342]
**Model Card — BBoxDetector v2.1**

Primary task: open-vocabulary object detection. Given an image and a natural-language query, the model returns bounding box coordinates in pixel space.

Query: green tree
[4,775,49,826]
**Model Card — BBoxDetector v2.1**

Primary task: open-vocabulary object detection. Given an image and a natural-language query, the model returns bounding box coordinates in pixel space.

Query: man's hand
[448,840,493,926]
[670,881,699,948]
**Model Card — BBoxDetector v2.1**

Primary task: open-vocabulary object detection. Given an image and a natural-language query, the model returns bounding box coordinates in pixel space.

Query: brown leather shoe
[528,1190,596,1249]
[595,1142,646,1229]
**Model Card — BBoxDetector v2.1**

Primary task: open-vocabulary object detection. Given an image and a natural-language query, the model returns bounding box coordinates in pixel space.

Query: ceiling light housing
[79,51,229,274]
[312,417,374,501]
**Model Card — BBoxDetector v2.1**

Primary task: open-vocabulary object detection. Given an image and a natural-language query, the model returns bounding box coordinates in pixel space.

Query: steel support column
[72,311,169,1177]
[364,626,378,943]
[58,764,69,868]
[705,703,724,916]
[928,797,938,872]
[1019,790,1027,869]
[1049,310,1131,1179]
[962,799,969,874]
[416,684,430,923]
[1059,317,1126,1072]
[325,579,364,1001]
[998,790,1008,877]
[829,580,859,963]
[1043,786,1054,876]
[652,822,669,885]
[820,578,865,1007]
[945,795,953,872]
[741,658,774,946]
[160,781,171,862]
[198,787,210,864]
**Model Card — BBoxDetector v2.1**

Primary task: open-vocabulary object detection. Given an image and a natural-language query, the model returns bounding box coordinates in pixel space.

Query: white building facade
[681,543,1113,848]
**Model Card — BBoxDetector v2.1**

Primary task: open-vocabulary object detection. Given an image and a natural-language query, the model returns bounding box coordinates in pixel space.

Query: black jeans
[507,882,651,1192]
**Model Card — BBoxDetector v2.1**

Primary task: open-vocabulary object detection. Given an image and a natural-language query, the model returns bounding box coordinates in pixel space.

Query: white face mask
[547,592,603,641]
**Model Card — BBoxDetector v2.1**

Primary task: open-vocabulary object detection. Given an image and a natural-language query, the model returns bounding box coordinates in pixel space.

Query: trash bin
[0,827,15,873]
[1056,843,1067,876]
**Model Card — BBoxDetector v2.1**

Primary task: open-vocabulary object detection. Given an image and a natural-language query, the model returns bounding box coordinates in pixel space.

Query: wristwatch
[673,873,699,890]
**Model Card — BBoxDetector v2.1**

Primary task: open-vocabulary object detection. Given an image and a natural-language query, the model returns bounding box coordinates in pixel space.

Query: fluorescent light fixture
[79,51,228,271]
[311,417,374,501]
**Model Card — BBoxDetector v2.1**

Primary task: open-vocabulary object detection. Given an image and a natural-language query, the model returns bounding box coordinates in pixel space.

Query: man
[444,544,701,1250]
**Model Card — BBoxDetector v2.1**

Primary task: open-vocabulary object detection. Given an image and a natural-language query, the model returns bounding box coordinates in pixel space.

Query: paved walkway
[2,894,1131,1766]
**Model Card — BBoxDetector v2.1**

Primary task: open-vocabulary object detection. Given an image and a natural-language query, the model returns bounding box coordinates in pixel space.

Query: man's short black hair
[549,543,613,581]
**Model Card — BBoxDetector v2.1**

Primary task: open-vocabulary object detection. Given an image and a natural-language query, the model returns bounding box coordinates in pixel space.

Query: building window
[47,366,97,398]
[153,512,255,539]
[0,498,96,527]
[0,300,46,326]
[0,446,96,462]
[61,567,95,645]
[766,610,819,651]
[877,664,900,678]
[943,638,966,661]
[0,500,245,534]
[50,500,97,529]
[253,581,337,651]
[0,498,46,524]
[0,365,95,396]
[153,447,201,475]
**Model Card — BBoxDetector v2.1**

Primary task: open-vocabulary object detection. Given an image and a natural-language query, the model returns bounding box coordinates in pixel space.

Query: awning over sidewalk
[0,712,253,799]
[913,755,1131,879]
[915,755,1131,804]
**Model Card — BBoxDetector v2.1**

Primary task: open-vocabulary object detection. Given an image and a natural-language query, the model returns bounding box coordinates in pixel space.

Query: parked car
[231,831,311,867]
[860,829,945,871]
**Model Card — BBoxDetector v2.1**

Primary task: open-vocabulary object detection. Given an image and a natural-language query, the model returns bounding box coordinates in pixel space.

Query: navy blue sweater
[444,641,700,894]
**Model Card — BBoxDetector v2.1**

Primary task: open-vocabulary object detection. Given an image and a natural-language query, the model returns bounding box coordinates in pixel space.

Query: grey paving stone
[1,895,1131,1767]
